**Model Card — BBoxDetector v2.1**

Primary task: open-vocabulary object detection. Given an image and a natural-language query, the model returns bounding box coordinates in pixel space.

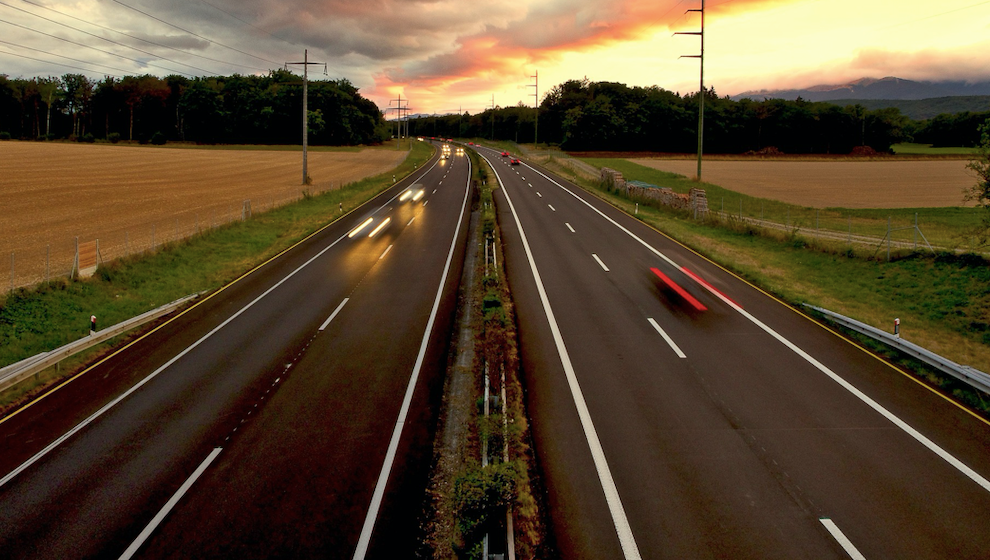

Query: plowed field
[0,142,408,289]
[629,158,975,209]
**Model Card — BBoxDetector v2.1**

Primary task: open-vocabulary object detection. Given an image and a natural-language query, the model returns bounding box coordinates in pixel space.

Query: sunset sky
[1,0,988,115]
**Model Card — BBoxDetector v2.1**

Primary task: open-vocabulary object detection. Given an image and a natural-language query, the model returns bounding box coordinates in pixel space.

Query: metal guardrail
[0,293,200,393]
[805,305,990,395]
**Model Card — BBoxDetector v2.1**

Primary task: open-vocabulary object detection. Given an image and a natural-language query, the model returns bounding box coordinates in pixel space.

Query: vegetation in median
[426,147,546,559]
[0,140,433,413]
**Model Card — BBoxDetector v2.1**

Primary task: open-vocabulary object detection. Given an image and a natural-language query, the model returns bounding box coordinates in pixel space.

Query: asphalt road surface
[475,145,990,560]
[0,141,471,559]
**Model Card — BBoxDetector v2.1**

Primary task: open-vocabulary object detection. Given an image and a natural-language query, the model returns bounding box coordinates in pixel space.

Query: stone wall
[600,166,707,215]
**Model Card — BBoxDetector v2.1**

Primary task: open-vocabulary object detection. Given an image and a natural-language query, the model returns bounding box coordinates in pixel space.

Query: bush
[150,132,167,145]
[80,133,96,143]
[107,132,121,144]
[0,131,10,140]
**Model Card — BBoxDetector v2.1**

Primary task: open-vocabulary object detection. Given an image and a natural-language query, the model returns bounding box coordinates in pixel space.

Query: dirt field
[628,158,977,209]
[0,142,408,289]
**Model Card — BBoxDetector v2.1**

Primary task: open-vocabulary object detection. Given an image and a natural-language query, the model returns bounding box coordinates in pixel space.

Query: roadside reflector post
[392,174,396,183]
[635,203,639,214]
[894,317,900,338]
[90,315,97,335]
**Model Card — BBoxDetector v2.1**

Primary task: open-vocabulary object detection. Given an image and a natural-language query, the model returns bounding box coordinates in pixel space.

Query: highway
[475,145,990,559]
[0,141,471,559]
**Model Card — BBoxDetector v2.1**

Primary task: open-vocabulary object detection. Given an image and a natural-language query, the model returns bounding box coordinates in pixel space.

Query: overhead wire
[14,0,271,74]
[109,0,281,66]
[0,38,132,75]
[190,0,296,47]
[0,1,216,76]
[0,46,120,77]
[190,0,346,78]
[0,16,196,76]
[877,0,990,30]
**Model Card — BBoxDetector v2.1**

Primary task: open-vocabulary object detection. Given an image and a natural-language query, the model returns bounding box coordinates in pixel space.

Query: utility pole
[388,95,410,149]
[676,0,705,180]
[285,49,327,185]
[528,70,539,148]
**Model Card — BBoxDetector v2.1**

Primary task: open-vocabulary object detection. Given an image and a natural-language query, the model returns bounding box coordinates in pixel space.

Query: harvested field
[628,158,976,209]
[0,142,408,289]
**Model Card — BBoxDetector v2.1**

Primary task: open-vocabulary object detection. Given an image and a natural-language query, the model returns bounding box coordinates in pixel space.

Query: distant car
[468,142,474,145]
[501,151,509,157]
[510,158,520,165]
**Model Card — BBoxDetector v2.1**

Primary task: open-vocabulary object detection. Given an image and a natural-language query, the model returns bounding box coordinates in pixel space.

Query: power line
[0,1,216,75]
[109,0,281,66]
[191,0,296,47]
[0,39,132,75]
[0,17,197,76]
[14,0,270,74]
[878,0,990,30]
[190,0,345,77]
[0,47,119,77]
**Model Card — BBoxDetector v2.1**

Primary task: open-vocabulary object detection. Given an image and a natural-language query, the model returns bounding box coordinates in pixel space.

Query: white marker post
[90,315,97,335]
[894,317,900,338]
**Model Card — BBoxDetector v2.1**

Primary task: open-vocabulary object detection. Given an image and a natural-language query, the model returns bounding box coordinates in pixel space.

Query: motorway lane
[476,146,990,559]
[0,142,471,559]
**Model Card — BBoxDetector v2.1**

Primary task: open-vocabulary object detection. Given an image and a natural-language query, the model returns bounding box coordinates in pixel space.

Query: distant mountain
[824,96,990,120]
[732,77,990,102]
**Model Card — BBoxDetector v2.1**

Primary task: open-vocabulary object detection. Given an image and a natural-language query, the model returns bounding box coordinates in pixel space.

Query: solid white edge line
[118,447,223,560]
[1,229,353,490]
[566,223,575,233]
[521,161,990,496]
[592,253,610,272]
[479,152,643,560]
[647,318,686,359]
[319,298,350,331]
[379,244,393,260]
[352,152,472,560]
[820,518,867,560]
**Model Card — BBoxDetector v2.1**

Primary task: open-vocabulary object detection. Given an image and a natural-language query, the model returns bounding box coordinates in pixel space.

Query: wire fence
[2,178,357,294]
[517,145,984,257]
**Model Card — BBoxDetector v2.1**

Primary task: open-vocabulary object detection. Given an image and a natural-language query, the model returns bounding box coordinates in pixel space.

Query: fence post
[887,216,890,262]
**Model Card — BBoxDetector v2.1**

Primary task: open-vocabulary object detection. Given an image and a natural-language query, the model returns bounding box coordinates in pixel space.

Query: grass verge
[0,140,433,412]
[577,157,985,252]
[535,155,990,417]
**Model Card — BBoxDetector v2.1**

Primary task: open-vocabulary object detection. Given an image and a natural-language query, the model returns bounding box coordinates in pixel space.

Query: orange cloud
[368,0,775,111]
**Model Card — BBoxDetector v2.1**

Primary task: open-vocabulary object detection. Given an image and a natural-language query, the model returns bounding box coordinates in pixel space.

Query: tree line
[2,73,987,152]
[412,79,990,154]
[0,70,391,145]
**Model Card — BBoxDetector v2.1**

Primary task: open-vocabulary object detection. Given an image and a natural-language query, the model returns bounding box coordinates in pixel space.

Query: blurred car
[501,151,509,157]
[510,158,521,165]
